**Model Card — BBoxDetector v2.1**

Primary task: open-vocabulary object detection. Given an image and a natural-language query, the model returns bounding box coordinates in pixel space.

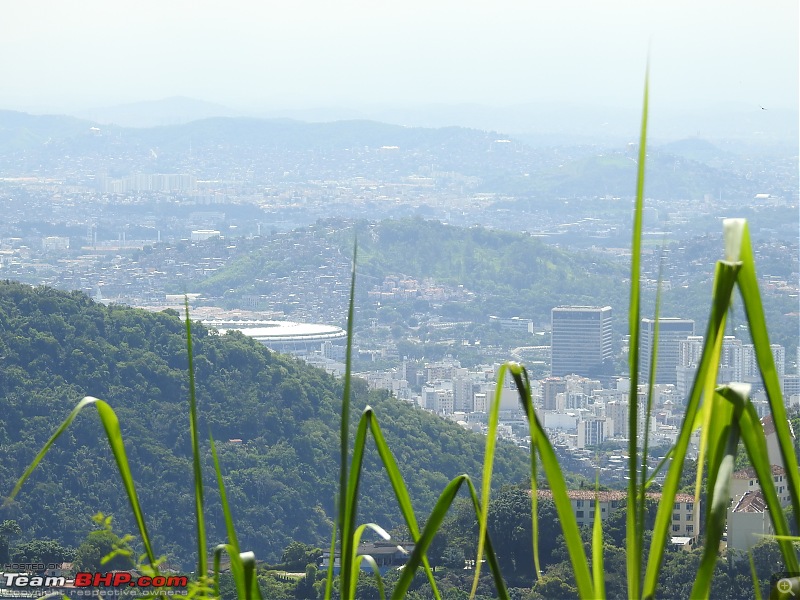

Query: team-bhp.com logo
[2,571,188,591]
[74,573,188,588]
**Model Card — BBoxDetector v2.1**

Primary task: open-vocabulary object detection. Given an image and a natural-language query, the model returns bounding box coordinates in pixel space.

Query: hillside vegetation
[0,281,529,566]
[198,218,629,323]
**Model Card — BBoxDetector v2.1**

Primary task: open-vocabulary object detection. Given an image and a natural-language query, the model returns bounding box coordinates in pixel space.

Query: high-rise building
[541,377,567,410]
[551,306,612,378]
[640,318,695,386]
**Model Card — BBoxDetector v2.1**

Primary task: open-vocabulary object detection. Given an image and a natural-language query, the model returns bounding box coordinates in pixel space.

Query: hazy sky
[1,1,797,113]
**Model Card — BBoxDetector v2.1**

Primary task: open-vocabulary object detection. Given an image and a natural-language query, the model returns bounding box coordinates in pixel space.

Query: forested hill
[350,219,628,319]
[0,281,529,566]
[197,219,629,324]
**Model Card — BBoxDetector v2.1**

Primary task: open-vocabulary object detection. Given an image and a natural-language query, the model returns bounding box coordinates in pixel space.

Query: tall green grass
[6,72,799,600]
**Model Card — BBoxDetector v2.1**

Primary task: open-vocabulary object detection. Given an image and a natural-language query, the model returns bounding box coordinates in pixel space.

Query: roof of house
[761,413,795,439]
[732,490,767,513]
[732,464,786,479]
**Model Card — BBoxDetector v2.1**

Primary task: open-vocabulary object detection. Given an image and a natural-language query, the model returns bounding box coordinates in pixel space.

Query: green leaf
[643,261,740,598]
[5,396,157,569]
[184,300,207,579]
[734,220,800,534]
[509,365,594,598]
[626,66,649,600]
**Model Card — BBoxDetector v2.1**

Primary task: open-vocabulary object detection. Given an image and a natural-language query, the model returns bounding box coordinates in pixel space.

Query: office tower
[541,377,567,410]
[640,318,695,386]
[551,306,612,378]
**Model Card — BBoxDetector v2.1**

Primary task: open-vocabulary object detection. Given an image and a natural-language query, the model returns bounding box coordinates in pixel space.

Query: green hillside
[487,147,753,200]
[0,281,529,566]
[197,219,629,323]
[352,219,629,321]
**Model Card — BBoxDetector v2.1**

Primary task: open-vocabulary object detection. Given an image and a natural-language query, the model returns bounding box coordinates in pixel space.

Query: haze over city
[1,1,797,138]
[1,1,800,596]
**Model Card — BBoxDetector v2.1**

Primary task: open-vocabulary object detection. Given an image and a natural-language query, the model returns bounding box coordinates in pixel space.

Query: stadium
[203,319,347,356]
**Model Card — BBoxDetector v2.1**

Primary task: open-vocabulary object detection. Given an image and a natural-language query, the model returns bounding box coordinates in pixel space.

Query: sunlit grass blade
[350,524,390,600]
[210,434,240,553]
[213,544,261,600]
[732,219,800,532]
[734,395,799,572]
[323,517,337,600]
[693,301,726,505]
[364,408,440,596]
[341,408,442,599]
[212,544,231,599]
[240,551,263,600]
[507,365,542,579]
[644,447,673,490]
[592,476,605,600]
[643,261,739,598]
[340,403,370,599]
[5,396,158,568]
[327,239,357,600]
[184,301,207,579]
[626,65,649,600]
[391,475,508,600]
[471,363,508,597]
[354,555,386,600]
[639,246,665,565]
[463,477,507,600]
[508,364,594,599]
[691,387,739,599]
[211,435,250,600]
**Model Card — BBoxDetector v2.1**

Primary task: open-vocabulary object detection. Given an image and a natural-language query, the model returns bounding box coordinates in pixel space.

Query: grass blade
[327,239,357,600]
[213,544,257,600]
[350,523,390,600]
[463,478,508,600]
[691,387,739,598]
[5,396,158,568]
[391,475,508,600]
[509,365,594,598]
[210,434,240,553]
[733,219,800,532]
[365,409,440,597]
[340,404,370,598]
[210,434,251,600]
[471,363,507,597]
[626,65,649,600]
[240,551,263,600]
[644,447,674,490]
[184,300,207,579]
[642,261,740,598]
[512,366,543,580]
[354,555,387,600]
[592,477,606,600]
[639,247,666,557]
[735,397,799,572]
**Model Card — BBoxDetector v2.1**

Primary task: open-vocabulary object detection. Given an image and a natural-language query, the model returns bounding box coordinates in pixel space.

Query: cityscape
[0,105,797,567]
[0,2,798,596]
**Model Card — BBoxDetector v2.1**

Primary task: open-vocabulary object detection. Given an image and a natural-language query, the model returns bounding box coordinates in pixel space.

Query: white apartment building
[537,490,700,539]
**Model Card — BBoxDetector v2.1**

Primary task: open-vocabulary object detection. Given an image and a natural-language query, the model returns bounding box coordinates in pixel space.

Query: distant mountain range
[0,108,784,201]
[57,96,799,144]
[73,96,243,128]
